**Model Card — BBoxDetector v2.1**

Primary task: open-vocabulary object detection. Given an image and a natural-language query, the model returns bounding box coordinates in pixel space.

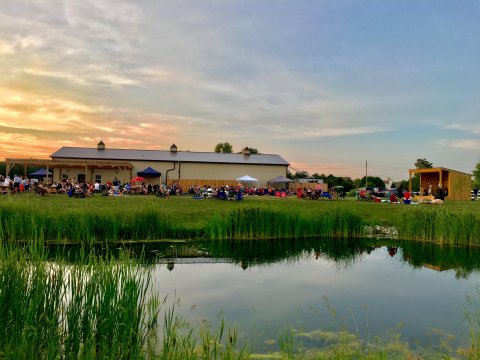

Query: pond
[50,238,480,353]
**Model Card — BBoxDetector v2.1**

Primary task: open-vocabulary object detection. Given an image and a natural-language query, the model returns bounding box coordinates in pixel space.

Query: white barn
[45,142,289,188]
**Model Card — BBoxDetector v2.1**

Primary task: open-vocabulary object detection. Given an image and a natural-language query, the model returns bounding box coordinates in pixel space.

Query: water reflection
[46,237,480,278]
[42,238,480,352]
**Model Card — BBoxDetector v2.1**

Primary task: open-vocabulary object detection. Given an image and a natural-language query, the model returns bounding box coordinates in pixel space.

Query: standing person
[22,177,29,192]
[112,177,119,192]
[403,189,411,204]
[13,174,21,194]
[435,183,445,201]
[474,187,479,200]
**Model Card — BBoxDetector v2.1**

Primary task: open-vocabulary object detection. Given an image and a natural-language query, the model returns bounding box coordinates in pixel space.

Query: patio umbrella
[28,168,52,177]
[130,176,145,183]
[137,166,161,177]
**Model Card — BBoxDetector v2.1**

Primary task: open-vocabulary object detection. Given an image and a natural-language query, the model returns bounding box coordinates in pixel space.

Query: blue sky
[0,0,479,179]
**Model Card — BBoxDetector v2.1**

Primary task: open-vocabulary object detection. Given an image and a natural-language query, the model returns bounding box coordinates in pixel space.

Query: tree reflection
[44,238,480,278]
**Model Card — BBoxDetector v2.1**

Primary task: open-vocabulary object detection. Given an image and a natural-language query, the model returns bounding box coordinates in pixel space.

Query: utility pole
[365,161,368,188]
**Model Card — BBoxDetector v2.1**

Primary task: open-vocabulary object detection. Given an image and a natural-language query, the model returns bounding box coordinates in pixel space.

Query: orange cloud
[0,87,183,159]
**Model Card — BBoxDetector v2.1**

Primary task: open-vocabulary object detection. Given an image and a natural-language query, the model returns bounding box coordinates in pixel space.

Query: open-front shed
[408,167,471,201]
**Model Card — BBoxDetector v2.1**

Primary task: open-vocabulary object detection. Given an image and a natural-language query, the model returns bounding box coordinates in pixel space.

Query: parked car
[364,187,386,197]
[472,190,479,200]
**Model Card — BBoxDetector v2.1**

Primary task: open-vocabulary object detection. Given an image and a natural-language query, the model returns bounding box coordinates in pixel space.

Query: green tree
[415,158,433,169]
[339,177,355,192]
[293,171,309,179]
[0,162,39,177]
[473,162,480,188]
[214,142,233,153]
[410,176,420,192]
[357,176,386,188]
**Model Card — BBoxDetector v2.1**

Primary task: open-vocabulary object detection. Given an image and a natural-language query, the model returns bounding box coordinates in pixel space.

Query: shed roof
[50,147,289,166]
[409,167,472,176]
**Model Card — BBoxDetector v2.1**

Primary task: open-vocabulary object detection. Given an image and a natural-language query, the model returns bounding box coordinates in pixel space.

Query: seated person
[389,192,398,203]
[296,188,303,198]
[217,187,226,200]
[435,184,445,201]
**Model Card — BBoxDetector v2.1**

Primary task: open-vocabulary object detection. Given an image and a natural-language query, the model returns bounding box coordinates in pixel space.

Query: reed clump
[0,251,159,359]
[0,202,363,243]
[206,206,364,240]
[0,204,198,243]
[400,207,480,245]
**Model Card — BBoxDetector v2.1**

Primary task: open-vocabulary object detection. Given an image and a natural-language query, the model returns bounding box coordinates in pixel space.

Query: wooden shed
[408,167,471,201]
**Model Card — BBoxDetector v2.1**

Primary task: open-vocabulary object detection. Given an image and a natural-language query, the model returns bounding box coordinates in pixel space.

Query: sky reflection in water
[148,239,480,351]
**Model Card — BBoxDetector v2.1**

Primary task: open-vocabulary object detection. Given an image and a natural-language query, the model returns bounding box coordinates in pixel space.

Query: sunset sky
[1,0,479,180]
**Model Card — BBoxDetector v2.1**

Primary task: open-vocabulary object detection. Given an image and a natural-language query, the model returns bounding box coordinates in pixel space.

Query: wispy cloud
[1,1,479,180]
[445,123,480,135]
[442,139,480,151]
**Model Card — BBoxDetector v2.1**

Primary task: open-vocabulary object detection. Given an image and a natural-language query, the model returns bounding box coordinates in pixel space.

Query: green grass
[0,250,158,359]
[1,194,479,245]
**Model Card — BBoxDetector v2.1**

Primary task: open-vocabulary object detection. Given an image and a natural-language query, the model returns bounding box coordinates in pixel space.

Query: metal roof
[408,167,472,176]
[50,147,289,166]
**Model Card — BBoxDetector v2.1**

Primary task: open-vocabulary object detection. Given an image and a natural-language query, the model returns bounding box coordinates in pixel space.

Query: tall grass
[0,202,363,243]
[0,249,254,359]
[2,195,480,245]
[400,207,480,245]
[0,204,198,243]
[0,251,159,359]
[206,207,364,240]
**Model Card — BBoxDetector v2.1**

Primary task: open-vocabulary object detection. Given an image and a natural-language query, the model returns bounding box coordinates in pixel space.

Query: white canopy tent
[236,175,259,187]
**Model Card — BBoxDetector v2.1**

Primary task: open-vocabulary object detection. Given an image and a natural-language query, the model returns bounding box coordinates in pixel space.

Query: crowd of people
[357,186,448,204]
[0,175,179,197]
[357,187,412,203]
[187,185,293,200]
[0,174,454,204]
[295,187,343,200]
[0,174,296,200]
[0,175,37,195]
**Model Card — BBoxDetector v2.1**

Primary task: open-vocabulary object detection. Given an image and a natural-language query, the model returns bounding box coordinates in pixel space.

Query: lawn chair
[205,188,214,199]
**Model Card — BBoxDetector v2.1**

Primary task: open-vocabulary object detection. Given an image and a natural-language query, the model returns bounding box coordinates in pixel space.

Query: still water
[55,238,480,352]
[148,239,480,352]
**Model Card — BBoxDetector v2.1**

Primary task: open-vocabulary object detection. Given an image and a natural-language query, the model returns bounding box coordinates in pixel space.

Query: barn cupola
[170,144,177,153]
[97,140,105,150]
[242,146,250,156]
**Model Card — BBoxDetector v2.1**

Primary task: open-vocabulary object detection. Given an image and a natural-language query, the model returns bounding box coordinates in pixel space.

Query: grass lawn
[1,192,478,224]
[0,193,479,244]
